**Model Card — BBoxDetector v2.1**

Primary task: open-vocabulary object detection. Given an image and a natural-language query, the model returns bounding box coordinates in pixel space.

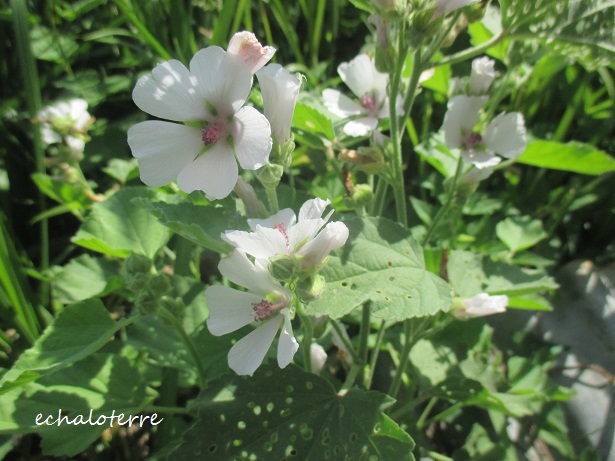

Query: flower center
[201,122,225,145]
[273,223,291,254]
[462,132,483,150]
[251,299,286,322]
[360,94,376,112]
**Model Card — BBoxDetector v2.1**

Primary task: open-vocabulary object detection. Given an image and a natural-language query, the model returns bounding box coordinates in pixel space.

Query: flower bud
[125,253,152,275]
[160,296,185,319]
[136,294,159,315]
[149,273,172,297]
[469,57,498,96]
[345,184,374,209]
[310,343,328,373]
[451,293,508,319]
[269,254,301,281]
[297,274,327,301]
[256,163,284,188]
[227,31,275,74]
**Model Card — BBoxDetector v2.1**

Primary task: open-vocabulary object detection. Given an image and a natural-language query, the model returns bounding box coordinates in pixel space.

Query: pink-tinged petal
[483,112,527,159]
[230,106,272,170]
[190,46,252,116]
[298,221,349,268]
[228,31,276,74]
[133,60,206,122]
[298,198,330,221]
[227,315,283,376]
[442,95,487,149]
[127,121,203,187]
[322,89,364,117]
[343,117,378,137]
[206,285,261,335]
[277,310,299,369]
[218,249,281,295]
[176,139,237,199]
[338,54,377,99]
[248,208,297,231]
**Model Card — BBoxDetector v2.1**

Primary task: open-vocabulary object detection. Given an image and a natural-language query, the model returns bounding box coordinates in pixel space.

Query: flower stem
[331,319,360,364]
[299,310,314,373]
[387,318,413,397]
[339,363,361,394]
[265,184,279,214]
[430,31,506,68]
[423,157,464,247]
[365,320,386,389]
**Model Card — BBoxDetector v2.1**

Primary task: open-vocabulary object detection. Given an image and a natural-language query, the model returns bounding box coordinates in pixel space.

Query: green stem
[162,311,207,387]
[416,397,438,429]
[358,302,371,365]
[388,318,413,397]
[299,310,314,373]
[372,176,388,216]
[339,363,361,393]
[113,0,171,60]
[310,0,326,67]
[425,451,453,461]
[431,31,506,68]
[331,319,360,364]
[11,0,49,308]
[598,67,615,105]
[265,185,279,214]
[399,48,424,140]
[423,157,464,246]
[365,320,386,389]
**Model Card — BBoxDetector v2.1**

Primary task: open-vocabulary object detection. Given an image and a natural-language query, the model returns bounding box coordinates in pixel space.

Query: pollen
[202,122,225,145]
[360,93,376,112]
[251,299,286,322]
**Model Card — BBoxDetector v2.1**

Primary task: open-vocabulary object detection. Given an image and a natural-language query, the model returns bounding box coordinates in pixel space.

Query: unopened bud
[256,163,284,188]
[125,253,152,275]
[269,254,301,281]
[160,296,185,318]
[136,295,159,315]
[297,274,327,302]
[149,273,172,297]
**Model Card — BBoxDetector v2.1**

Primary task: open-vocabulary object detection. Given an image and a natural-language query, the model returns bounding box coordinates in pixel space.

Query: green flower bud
[126,273,150,293]
[136,294,159,315]
[125,253,152,275]
[149,273,172,297]
[160,296,185,319]
[269,254,302,281]
[256,163,284,189]
[297,274,327,302]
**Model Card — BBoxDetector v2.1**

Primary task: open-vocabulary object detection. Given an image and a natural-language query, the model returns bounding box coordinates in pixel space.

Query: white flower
[256,64,301,146]
[310,343,328,373]
[127,46,272,199]
[469,57,498,95]
[452,293,508,319]
[37,98,91,160]
[206,249,298,376]
[434,0,477,15]
[323,54,402,137]
[222,198,349,270]
[227,31,276,74]
[442,95,527,169]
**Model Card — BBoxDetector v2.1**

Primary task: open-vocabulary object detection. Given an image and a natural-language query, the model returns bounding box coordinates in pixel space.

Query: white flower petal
[322,89,364,117]
[66,136,85,159]
[469,57,498,95]
[343,117,378,137]
[287,218,326,251]
[248,208,297,231]
[454,293,508,318]
[222,227,288,259]
[68,99,90,129]
[176,139,237,199]
[338,54,377,99]
[231,106,272,170]
[277,310,299,369]
[228,31,276,74]
[40,125,61,145]
[298,221,349,268]
[132,60,206,122]
[127,121,203,187]
[298,198,330,221]
[227,315,283,376]
[190,46,252,116]
[218,249,280,294]
[483,112,527,159]
[460,148,501,169]
[442,95,487,149]
[206,285,262,335]
[310,343,327,373]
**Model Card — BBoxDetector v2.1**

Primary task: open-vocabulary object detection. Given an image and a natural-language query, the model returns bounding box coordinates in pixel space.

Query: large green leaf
[308,217,452,320]
[169,364,415,461]
[0,345,149,457]
[517,140,615,175]
[500,0,615,69]
[0,299,133,394]
[496,216,547,253]
[72,186,171,258]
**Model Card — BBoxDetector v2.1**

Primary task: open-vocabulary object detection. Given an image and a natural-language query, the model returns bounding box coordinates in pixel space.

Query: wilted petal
[453,293,508,319]
[227,315,282,376]
[127,121,202,187]
[133,60,206,122]
[277,310,299,368]
[483,112,527,159]
[190,46,252,116]
[176,139,237,199]
[206,285,262,335]
[231,106,272,170]
[322,89,364,117]
[228,31,276,74]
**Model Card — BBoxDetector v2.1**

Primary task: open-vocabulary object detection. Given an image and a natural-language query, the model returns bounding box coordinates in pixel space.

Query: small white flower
[442,95,527,169]
[206,249,298,376]
[222,198,349,270]
[227,31,276,74]
[256,64,301,146]
[452,293,508,319]
[323,54,402,137]
[469,57,498,96]
[310,343,328,373]
[37,98,91,160]
[127,46,272,199]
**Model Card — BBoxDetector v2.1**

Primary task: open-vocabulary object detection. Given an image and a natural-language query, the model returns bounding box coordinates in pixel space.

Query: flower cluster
[206,198,349,375]
[127,31,300,200]
[37,98,92,161]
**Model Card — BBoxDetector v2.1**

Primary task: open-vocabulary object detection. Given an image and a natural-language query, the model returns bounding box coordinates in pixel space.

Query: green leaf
[169,364,415,461]
[501,0,615,69]
[102,158,140,183]
[0,299,133,395]
[496,216,547,252]
[308,217,452,320]
[72,186,171,258]
[0,345,149,457]
[293,102,335,143]
[447,250,558,298]
[517,140,615,175]
[147,199,240,254]
[30,26,79,62]
[52,254,123,304]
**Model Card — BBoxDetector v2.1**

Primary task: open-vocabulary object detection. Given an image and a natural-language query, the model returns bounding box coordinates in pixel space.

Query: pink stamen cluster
[360,94,376,112]
[251,299,285,322]
[273,223,291,254]
[463,132,483,150]
[202,122,225,145]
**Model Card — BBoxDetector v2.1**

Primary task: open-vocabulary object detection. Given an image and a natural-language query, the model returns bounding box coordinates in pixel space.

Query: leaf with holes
[307,216,452,320]
[169,364,415,461]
